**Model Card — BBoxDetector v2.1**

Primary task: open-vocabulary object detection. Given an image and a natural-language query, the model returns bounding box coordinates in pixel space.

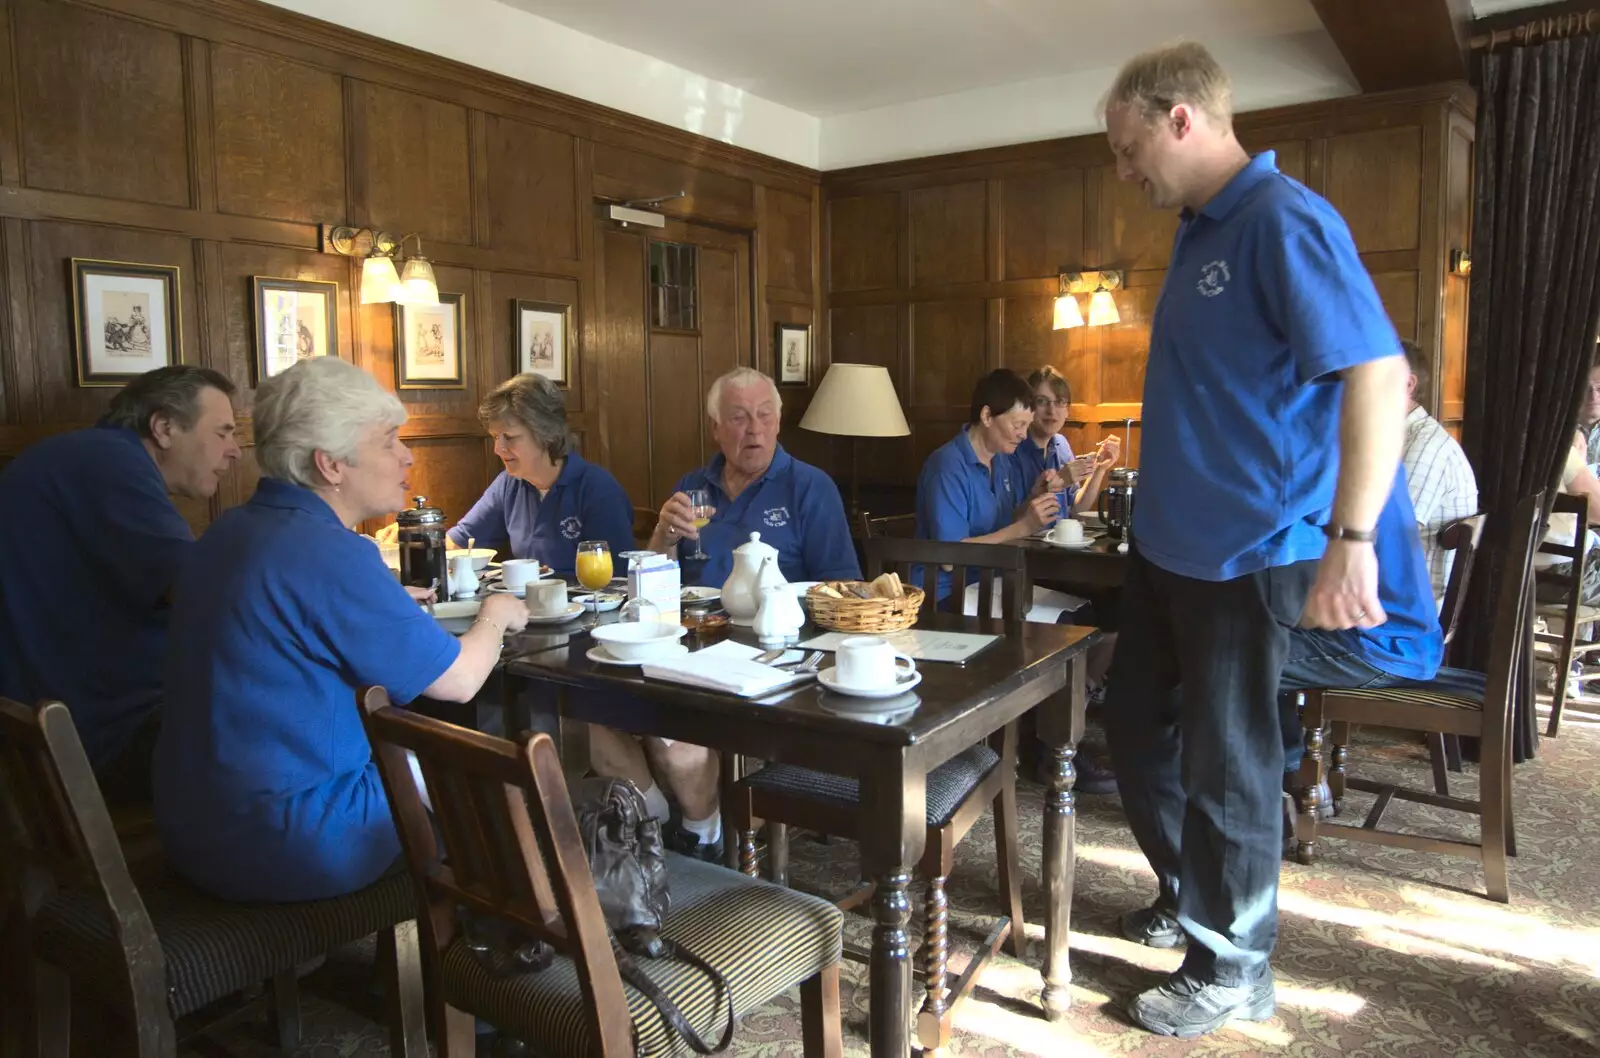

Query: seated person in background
[0,365,240,806]
[1580,358,1600,470]
[446,373,634,576]
[1399,339,1478,610]
[597,367,857,863]
[915,369,1084,620]
[154,358,528,902]
[648,366,859,586]
[1536,428,1600,606]
[1014,366,1122,515]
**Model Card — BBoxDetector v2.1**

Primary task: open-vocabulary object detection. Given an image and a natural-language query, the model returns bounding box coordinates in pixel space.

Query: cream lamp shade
[359,255,404,304]
[1087,288,1120,326]
[799,363,911,438]
[1053,292,1084,330]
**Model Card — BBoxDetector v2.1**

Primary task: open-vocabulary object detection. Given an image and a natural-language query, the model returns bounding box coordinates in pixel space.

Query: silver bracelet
[471,616,505,636]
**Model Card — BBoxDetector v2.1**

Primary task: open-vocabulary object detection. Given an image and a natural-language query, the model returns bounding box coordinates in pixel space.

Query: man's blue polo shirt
[0,425,193,770]
[448,451,635,576]
[1136,151,1404,581]
[915,428,1030,600]
[672,445,859,587]
[154,479,461,903]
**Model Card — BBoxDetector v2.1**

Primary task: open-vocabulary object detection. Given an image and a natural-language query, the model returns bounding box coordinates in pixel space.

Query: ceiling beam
[1309,0,1473,92]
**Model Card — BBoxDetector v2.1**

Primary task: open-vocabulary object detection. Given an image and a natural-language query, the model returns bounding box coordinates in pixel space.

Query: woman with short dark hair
[447,373,634,576]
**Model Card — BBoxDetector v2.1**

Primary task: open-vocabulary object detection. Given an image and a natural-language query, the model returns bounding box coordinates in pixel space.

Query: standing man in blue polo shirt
[1098,43,1411,1036]
[648,366,859,586]
[0,365,240,805]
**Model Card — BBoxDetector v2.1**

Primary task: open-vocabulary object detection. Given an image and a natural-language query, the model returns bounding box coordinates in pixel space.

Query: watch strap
[1322,523,1376,543]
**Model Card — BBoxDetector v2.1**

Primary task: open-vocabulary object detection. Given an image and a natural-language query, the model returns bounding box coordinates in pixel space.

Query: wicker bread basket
[805,580,925,633]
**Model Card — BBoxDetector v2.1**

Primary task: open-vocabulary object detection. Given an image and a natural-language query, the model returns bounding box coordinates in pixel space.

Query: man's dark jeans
[1278,629,1408,772]
[1104,550,1316,987]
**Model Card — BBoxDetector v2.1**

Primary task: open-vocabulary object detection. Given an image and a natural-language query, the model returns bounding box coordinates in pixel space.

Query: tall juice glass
[683,488,712,561]
[575,540,613,610]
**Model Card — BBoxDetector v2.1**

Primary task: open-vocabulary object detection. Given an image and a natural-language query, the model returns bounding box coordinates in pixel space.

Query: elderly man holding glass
[447,373,635,577]
[154,358,528,903]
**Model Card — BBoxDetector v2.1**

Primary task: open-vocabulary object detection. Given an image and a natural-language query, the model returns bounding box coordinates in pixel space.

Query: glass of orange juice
[575,540,613,609]
[683,488,712,560]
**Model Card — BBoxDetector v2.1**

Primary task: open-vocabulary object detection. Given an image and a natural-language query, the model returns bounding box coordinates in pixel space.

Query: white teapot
[752,556,805,645]
[722,531,782,625]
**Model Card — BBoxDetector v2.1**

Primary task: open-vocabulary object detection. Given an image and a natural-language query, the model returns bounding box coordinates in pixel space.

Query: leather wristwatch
[1322,524,1376,543]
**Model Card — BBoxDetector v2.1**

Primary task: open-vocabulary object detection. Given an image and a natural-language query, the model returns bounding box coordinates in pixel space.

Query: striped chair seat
[443,852,842,1058]
[34,864,416,1018]
[1317,667,1489,711]
[743,744,1001,826]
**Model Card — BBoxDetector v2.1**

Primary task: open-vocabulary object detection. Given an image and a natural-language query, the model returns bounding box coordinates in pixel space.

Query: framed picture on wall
[515,299,571,387]
[253,277,338,383]
[395,292,465,389]
[777,322,810,386]
[70,259,180,387]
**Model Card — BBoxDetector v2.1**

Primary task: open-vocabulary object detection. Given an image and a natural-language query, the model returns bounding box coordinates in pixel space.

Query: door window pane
[649,241,698,330]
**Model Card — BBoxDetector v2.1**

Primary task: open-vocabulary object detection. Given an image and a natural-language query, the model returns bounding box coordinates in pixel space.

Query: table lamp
[799,363,911,519]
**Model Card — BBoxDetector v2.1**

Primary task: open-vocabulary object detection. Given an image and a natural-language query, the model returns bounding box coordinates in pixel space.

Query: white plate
[818,701,919,724]
[487,580,549,597]
[571,591,625,613]
[586,643,690,666]
[523,601,586,624]
[682,586,722,604]
[817,666,924,699]
[1042,538,1093,550]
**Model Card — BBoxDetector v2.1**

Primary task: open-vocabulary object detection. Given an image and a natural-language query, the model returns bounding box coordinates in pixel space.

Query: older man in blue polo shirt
[1097,44,1412,1037]
[648,366,859,586]
[0,365,240,805]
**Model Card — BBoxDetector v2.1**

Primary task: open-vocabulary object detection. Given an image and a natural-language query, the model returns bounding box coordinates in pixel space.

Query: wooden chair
[358,688,845,1058]
[729,538,1030,1056]
[1425,513,1488,794]
[1291,494,1542,903]
[858,510,918,540]
[633,505,660,548]
[1533,493,1599,736]
[0,696,425,1057]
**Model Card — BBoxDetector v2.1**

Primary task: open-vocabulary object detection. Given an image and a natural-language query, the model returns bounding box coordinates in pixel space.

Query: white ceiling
[496,0,1333,117]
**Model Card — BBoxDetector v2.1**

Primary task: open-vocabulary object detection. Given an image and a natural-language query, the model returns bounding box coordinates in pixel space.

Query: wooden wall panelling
[211,43,346,225]
[217,241,352,410]
[481,113,580,262]
[353,79,474,247]
[698,237,746,416]
[0,219,25,426]
[489,268,582,406]
[908,181,987,286]
[909,299,985,413]
[183,37,217,215]
[590,142,756,230]
[762,185,814,300]
[0,0,21,186]
[26,222,201,424]
[828,193,899,292]
[592,224,650,505]
[646,331,703,507]
[403,435,490,531]
[1372,270,1421,342]
[13,0,190,207]
[1093,165,1179,272]
[1324,126,1424,254]
[1001,169,1083,280]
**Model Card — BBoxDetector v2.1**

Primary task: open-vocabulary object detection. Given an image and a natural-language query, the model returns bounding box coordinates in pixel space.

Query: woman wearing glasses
[1016,366,1121,514]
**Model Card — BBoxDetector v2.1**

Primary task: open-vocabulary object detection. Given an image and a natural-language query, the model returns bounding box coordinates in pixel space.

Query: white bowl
[590,621,689,662]
[454,547,497,570]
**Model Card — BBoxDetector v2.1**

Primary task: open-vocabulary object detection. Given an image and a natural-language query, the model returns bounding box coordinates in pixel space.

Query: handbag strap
[611,936,736,1055]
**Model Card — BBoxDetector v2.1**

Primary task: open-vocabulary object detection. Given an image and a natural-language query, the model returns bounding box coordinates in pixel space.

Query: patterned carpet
[199,702,1600,1058]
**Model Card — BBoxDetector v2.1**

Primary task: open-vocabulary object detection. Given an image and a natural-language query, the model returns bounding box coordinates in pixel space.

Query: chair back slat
[359,690,633,1054]
[1437,512,1487,650]
[863,538,1030,632]
[859,511,917,541]
[1480,496,1545,750]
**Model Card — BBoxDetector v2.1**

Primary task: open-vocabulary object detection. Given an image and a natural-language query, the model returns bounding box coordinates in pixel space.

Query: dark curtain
[1461,35,1600,763]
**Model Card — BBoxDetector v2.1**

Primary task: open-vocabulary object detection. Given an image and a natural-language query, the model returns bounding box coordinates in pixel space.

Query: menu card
[797,629,999,665]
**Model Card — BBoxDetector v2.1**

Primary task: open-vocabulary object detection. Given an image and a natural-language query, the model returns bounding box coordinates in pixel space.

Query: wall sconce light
[1053,268,1124,330]
[321,225,440,306]
[1449,249,1472,277]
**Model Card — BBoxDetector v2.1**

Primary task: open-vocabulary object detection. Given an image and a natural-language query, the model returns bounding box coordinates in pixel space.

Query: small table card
[797,629,1000,665]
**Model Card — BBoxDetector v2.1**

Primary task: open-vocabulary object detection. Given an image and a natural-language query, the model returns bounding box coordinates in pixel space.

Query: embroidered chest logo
[762,506,791,528]
[560,516,583,540]
[1197,259,1231,298]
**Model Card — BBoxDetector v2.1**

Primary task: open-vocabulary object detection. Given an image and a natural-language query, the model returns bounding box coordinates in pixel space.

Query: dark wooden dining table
[496,609,1100,1058]
[1017,531,1130,589]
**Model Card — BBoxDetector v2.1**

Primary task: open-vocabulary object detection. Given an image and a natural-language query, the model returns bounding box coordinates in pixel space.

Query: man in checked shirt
[1400,339,1478,611]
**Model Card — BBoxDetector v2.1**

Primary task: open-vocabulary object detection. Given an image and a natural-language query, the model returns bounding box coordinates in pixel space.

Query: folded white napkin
[641,640,808,697]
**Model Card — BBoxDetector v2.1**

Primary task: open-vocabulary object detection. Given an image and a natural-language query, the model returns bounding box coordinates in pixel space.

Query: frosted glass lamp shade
[1087,289,1120,327]
[359,255,404,304]
[397,256,440,306]
[1052,293,1084,330]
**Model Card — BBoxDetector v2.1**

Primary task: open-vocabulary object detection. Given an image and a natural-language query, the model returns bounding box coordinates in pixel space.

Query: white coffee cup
[525,579,568,615]
[1049,518,1085,545]
[501,558,542,592]
[834,635,917,691]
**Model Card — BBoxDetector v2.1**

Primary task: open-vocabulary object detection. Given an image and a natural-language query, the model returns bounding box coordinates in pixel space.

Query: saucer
[682,586,721,604]
[524,601,585,624]
[586,643,690,666]
[817,666,923,699]
[1043,537,1093,550]
[488,580,545,597]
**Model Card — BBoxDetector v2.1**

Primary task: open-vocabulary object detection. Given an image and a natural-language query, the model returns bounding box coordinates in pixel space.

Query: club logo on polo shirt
[1197,259,1231,298]
[762,507,791,528]
[561,516,583,540]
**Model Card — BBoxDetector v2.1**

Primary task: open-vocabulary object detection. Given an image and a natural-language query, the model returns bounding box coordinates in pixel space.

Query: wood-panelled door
[593,215,752,509]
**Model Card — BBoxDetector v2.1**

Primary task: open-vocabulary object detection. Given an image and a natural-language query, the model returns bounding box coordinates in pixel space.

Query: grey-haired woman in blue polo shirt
[154,358,529,903]
[447,373,635,576]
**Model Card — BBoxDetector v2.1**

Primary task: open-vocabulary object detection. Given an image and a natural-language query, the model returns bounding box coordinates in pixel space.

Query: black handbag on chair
[463,776,735,1054]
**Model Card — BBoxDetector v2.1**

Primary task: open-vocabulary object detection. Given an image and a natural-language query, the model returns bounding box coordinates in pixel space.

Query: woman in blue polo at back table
[1014,365,1122,515]
[915,369,1086,619]
[446,373,635,577]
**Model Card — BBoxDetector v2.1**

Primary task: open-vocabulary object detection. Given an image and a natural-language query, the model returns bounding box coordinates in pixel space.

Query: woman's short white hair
[706,366,782,423]
[255,358,407,488]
